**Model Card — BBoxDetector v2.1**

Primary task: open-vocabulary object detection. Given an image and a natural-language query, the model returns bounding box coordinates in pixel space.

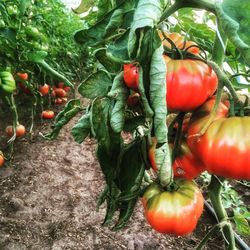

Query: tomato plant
[142,179,204,235]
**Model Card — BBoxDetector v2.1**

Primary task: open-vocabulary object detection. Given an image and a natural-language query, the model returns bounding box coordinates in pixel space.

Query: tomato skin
[16,72,28,81]
[57,82,64,88]
[0,152,4,167]
[172,142,206,180]
[63,86,71,92]
[188,116,250,180]
[123,64,139,91]
[149,138,205,179]
[164,56,218,112]
[142,180,204,235]
[41,110,55,119]
[54,88,66,98]
[39,83,49,96]
[5,124,26,137]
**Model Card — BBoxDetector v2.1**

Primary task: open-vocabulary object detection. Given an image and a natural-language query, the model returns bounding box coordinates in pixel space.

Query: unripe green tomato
[7,6,18,16]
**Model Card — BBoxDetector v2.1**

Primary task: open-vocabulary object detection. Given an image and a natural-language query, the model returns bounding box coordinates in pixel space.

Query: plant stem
[208,176,237,250]
[196,221,229,250]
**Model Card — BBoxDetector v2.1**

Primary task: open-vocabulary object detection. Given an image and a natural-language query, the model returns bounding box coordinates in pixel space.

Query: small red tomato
[54,98,63,104]
[17,72,28,81]
[123,64,139,91]
[0,152,4,167]
[5,124,26,137]
[19,83,31,95]
[57,82,64,88]
[41,110,55,119]
[39,83,50,96]
[55,88,66,97]
[63,86,71,92]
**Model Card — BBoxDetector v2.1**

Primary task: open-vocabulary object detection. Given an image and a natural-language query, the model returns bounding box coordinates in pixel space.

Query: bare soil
[0,109,246,250]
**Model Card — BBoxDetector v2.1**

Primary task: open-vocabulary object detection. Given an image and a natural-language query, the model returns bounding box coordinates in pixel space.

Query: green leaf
[106,30,130,63]
[115,139,145,193]
[97,0,116,20]
[233,213,250,236]
[26,51,48,63]
[72,0,87,14]
[215,0,250,65]
[19,0,31,17]
[128,0,168,58]
[74,0,137,46]
[71,112,91,144]
[43,99,82,140]
[78,70,112,99]
[0,28,17,43]
[94,48,121,73]
[150,45,167,143]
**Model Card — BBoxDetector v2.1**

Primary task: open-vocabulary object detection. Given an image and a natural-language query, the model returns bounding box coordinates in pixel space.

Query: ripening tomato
[16,72,28,81]
[148,137,157,172]
[159,32,200,54]
[164,56,218,112]
[39,83,49,96]
[123,64,139,91]
[63,86,71,92]
[142,179,204,235]
[0,152,4,167]
[54,98,63,105]
[41,110,55,119]
[54,88,66,97]
[172,141,206,179]
[5,124,26,137]
[188,116,250,180]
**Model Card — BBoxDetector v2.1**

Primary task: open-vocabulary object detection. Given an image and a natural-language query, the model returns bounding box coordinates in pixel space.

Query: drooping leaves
[78,70,112,99]
[149,45,167,143]
[215,0,250,65]
[74,0,138,47]
[43,99,82,140]
[128,0,168,58]
[71,112,91,144]
[108,72,129,133]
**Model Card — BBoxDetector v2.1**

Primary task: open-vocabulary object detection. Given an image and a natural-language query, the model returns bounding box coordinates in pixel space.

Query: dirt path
[0,115,226,250]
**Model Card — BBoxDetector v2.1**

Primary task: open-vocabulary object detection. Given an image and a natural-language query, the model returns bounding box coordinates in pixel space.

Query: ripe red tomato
[41,110,55,119]
[54,88,66,97]
[39,83,50,96]
[164,56,218,112]
[188,116,250,180]
[54,98,63,104]
[142,179,204,235]
[0,152,4,167]
[16,72,28,81]
[57,82,64,88]
[5,124,26,137]
[63,86,71,92]
[123,64,139,91]
[172,141,206,180]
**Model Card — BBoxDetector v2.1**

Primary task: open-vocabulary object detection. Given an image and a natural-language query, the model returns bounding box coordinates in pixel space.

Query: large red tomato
[188,116,250,180]
[164,56,218,112]
[142,179,204,235]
